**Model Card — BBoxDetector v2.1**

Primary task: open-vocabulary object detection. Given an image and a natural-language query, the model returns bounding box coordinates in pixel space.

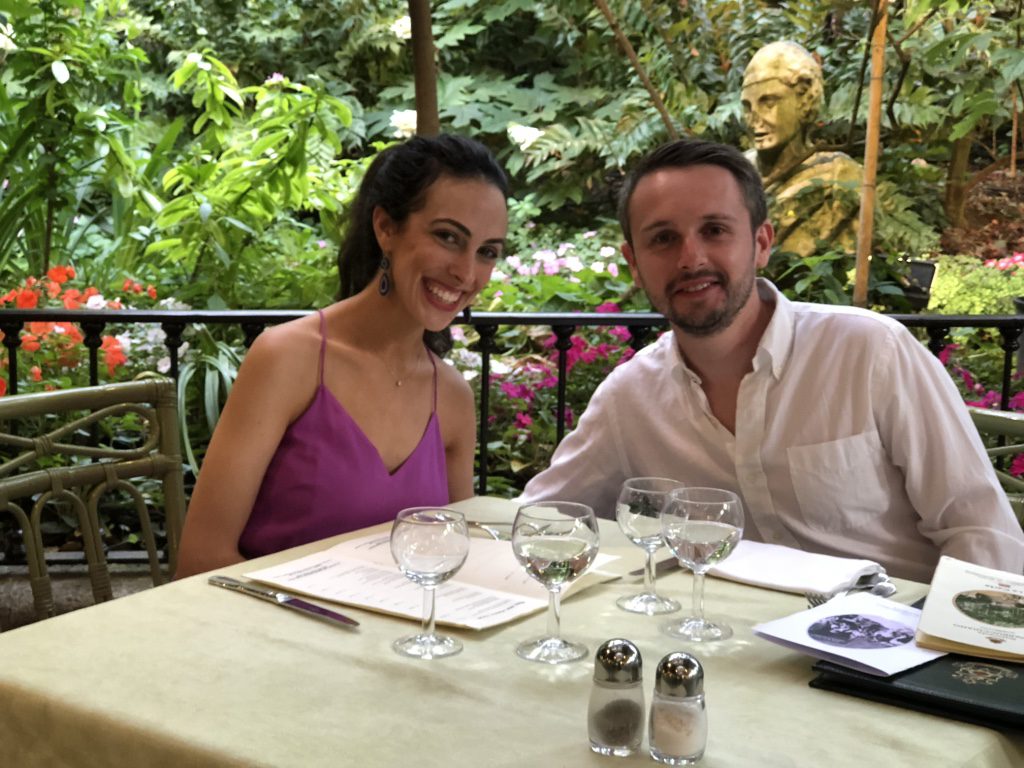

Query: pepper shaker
[587,638,644,756]
[649,652,707,765]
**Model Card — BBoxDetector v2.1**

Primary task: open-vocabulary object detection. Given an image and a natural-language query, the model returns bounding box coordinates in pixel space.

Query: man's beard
[656,256,757,338]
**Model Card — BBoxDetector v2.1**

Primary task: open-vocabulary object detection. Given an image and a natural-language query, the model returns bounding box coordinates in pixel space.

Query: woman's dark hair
[337,134,509,356]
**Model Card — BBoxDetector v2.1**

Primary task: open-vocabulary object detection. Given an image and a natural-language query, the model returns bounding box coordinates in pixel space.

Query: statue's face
[741,79,803,153]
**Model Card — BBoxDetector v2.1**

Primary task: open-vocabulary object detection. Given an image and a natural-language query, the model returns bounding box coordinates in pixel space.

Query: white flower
[491,269,508,281]
[85,294,106,310]
[592,262,605,274]
[157,356,171,374]
[564,256,584,273]
[116,334,132,353]
[51,60,70,85]
[599,246,616,258]
[389,15,412,40]
[507,123,543,151]
[389,109,417,138]
[911,158,929,168]
[0,23,16,52]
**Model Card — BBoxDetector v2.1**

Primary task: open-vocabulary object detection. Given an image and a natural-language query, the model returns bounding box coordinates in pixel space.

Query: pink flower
[938,343,959,366]
[514,412,533,429]
[607,263,620,277]
[965,391,1000,409]
[500,382,532,400]
[595,302,620,313]
[609,326,631,342]
[1010,454,1024,477]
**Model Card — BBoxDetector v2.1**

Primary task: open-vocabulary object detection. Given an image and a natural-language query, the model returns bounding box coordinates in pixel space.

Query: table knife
[208,575,360,628]
[628,557,680,578]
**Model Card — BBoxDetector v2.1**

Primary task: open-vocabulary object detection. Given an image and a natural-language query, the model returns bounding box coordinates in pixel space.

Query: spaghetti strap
[317,310,327,385]
[426,346,438,413]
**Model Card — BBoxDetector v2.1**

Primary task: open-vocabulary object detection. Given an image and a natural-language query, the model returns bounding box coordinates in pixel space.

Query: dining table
[0,495,1020,767]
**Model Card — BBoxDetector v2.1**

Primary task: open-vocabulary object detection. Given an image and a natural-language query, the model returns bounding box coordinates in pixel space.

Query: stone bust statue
[741,41,862,259]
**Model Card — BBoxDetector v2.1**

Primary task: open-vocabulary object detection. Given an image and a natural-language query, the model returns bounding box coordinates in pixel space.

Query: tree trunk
[408,0,439,136]
[944,135,972,228]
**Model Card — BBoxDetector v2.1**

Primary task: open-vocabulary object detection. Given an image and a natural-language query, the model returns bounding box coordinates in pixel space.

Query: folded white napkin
[708,540,883,595]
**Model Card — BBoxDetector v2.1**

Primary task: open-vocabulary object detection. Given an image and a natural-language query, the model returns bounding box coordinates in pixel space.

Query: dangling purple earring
[378,254,392,296]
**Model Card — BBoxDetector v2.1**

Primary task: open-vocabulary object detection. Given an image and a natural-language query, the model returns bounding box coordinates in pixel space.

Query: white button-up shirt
[521,280,1024,581]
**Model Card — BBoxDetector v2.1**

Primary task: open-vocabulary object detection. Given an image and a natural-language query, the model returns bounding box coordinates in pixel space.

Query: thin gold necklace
[380,345,425,388]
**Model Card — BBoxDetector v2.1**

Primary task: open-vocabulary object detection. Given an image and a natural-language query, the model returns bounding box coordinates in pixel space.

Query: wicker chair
[967,406,1024,525]
[0,377,185,625]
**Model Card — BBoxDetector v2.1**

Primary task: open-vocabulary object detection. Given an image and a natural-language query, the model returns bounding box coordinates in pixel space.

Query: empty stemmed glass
[390,507,471,659]
[615,477,684,615]
[660,487,744,642]
[512,501,600,664]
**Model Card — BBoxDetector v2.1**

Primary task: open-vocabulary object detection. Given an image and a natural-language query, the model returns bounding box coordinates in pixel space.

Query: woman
[175,135,509,578]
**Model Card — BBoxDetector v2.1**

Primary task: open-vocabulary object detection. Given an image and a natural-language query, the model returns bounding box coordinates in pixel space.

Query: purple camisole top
[238,311,449,558]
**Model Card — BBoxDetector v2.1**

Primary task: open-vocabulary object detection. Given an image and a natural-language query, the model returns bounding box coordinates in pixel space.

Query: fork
[467,521,512,541]
[805,578,897,608]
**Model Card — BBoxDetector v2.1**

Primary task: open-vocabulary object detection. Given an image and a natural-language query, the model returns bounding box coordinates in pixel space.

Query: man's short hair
[617,138,768,245]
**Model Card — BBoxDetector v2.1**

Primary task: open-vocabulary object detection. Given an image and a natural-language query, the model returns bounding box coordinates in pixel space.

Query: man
[520,138,1024,581]
[741,41,862,259]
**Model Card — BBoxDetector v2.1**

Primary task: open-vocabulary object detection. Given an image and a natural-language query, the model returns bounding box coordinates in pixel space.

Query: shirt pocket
[786,430,891,534]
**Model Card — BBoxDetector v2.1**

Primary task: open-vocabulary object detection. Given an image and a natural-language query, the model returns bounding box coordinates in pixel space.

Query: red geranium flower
[46,265,75,284]
[100,335,127,376]
[62,289,82,309]
[30,366,42,382]
[15,288,38,309]
[20,333,40,352]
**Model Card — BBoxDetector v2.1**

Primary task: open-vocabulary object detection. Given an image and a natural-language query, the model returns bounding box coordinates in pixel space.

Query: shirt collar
[753,278,792,379]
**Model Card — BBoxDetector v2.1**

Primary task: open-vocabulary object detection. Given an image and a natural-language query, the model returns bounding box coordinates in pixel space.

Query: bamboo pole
[408,0,439,136]
[852,0,889,308]
[1011,89,1018,178]
[593,0,679,140]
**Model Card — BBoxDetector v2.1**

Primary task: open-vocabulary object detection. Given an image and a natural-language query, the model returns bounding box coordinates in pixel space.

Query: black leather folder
[809,654,1024,732]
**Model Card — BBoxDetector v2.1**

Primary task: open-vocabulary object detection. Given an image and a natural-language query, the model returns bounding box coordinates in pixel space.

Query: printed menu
[915,556,1024,662]
[752,592,945,676]
[245,532,620,630]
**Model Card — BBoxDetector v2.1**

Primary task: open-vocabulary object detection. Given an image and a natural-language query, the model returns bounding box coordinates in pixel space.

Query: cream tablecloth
[0,496,1020,767]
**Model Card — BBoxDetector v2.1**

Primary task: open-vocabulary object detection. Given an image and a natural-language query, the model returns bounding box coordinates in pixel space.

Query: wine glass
[615,477,684,615]
[390,507,471,659]
[511,501,600,664]
[660,487,744,642]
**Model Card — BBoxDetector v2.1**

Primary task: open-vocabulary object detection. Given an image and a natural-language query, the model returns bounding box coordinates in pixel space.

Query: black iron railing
[2,308,1022,494]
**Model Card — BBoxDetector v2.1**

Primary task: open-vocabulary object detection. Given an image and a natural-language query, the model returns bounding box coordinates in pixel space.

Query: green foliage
[929,254,1024,315]
[176,325,244,471]
[146,55,354,308]
[0,0,150,281]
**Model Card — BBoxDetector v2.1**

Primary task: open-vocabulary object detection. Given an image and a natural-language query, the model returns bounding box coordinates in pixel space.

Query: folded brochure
[245,532,620,630]
[753,592,944,676]
[915,556,1024,663]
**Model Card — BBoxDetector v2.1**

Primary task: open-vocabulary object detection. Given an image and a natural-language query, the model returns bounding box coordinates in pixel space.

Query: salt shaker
[649,652,707,765]
[587,638,644,756]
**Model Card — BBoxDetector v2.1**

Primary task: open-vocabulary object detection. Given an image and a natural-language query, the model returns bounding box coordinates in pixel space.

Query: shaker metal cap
[593,638,642,684]
[654,652,703,696]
